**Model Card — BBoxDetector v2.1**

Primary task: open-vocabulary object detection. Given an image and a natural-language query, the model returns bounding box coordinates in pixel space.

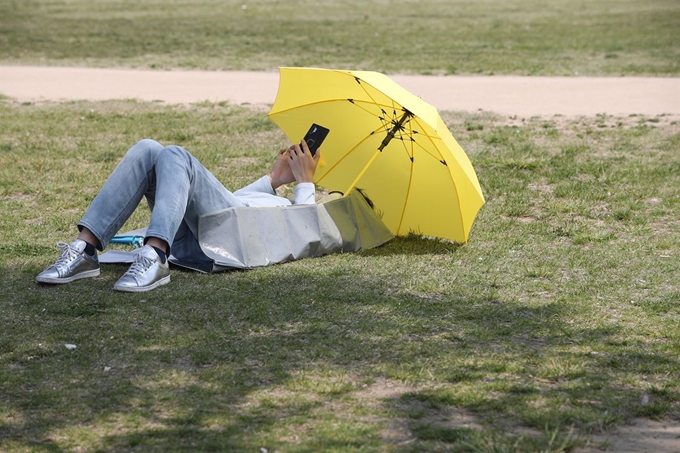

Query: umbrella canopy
[268,67,484,243]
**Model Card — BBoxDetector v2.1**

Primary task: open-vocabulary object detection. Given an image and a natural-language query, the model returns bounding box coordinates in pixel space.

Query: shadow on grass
[1,237,677,452]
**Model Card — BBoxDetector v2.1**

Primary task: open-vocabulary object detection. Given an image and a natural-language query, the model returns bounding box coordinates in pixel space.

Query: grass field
[1,0,679,451]
[1,99,678,452]
[1,0,679,75]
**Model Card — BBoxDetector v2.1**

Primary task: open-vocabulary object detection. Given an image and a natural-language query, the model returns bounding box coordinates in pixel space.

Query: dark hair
[355,188,375,211]
[329,188,377,214]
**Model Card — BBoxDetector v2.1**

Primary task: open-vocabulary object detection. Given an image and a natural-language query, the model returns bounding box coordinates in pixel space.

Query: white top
[232,176,316,207]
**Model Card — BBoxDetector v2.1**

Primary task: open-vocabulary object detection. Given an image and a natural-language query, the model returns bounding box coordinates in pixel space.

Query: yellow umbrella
[268,67,484,243]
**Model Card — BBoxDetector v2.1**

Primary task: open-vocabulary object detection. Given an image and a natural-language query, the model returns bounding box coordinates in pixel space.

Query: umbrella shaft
[378,111,412,151]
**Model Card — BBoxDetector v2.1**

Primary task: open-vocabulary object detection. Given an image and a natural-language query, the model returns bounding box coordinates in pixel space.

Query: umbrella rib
[384,116,447,165]
[351,99,406,111]
[315,122,387,187]
[348,100,394,126]
[348,99,414,134]
[402,115,416,162]
[408,118,449,165]
[352,101,413,123]
[396,158,415,236]
[353,76,384,113]
[349,74,408,120]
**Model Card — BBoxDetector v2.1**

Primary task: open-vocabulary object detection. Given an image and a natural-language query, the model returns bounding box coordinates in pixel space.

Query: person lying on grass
[36,138,321,292]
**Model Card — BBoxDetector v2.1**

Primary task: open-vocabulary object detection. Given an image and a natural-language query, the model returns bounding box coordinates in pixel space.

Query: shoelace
[124,253,154,277]
[52,241,79,269]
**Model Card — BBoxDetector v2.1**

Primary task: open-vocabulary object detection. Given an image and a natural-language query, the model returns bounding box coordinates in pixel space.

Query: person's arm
[268,148,295,190]
[293,182,316,205]
[233,175,279,198]
[234,145,303,198]
[287,140,319,185]
[267,141,320,204]
[288,140,320,204]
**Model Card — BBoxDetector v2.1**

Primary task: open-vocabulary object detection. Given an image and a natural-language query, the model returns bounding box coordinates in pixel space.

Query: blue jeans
[79,139,246,261]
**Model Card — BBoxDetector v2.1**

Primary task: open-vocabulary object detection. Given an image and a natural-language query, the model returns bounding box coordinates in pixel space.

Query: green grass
[1,0,679,75]
[1,99,678,452]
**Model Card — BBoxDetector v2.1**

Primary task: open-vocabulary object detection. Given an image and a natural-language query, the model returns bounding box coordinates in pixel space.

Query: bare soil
[1,66,679,118]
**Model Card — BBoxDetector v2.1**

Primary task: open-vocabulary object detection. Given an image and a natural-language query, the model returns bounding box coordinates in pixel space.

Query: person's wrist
[293,173,313,184]
[268,174,279,190]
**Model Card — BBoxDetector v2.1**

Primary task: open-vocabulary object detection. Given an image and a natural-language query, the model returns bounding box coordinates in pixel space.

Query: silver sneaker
[36,239,100,284]
[113,245,170,292]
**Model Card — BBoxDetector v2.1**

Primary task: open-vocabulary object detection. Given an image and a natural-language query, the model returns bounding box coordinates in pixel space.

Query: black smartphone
[301,123,330,156]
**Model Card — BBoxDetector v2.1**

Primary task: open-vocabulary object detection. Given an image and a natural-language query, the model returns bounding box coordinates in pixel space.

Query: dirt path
[1,66,679,117]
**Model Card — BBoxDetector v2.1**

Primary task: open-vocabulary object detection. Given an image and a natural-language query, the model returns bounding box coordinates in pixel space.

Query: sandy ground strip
[1,66,679,117]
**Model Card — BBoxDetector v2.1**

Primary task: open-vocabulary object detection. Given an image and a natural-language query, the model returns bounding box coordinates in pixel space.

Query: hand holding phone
[301,123,330,156]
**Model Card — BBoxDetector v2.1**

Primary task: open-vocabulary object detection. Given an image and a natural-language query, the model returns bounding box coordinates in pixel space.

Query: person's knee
[158,145,192,165]
[136,138,163,150]
[124,139,164,164]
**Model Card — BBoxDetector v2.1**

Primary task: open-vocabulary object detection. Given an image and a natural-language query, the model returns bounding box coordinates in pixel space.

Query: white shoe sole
[36,268,101,284]
[113,275,171,293]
